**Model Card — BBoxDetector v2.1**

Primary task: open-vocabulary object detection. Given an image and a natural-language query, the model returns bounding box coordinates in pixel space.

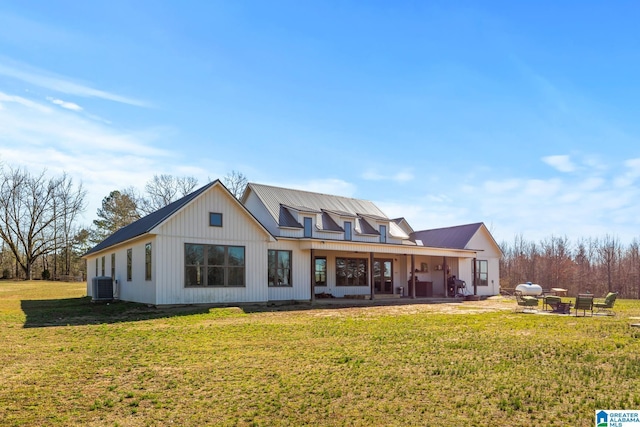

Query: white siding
[267,240,311,301]
[85,236,157,304]
[153,185,272,305]
[467,227,502,296]
[243,190,280,236]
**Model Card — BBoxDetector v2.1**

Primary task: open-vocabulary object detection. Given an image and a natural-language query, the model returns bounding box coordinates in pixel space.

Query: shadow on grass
[21,296,471,328]
[21,297,211,328]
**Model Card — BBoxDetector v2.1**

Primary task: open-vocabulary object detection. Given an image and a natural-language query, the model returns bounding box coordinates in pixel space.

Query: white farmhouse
[83,180,502,305]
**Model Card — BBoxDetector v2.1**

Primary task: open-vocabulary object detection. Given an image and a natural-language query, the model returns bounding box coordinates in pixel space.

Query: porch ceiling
[300,240,477,257]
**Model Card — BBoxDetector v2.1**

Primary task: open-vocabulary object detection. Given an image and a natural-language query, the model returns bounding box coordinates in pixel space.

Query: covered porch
[300,240,479,302]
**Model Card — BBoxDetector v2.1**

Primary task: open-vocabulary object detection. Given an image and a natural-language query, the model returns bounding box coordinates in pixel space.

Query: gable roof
[85,180,273,257]
[410,222,486,249]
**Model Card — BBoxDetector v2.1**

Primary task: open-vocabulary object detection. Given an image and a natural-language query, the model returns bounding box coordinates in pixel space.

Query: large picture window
[268,250,292,287]
[315,257,327,286]
[336,257,368,286]
[185,244,245,287]
[476,260,488,286]
[145,243,152,281]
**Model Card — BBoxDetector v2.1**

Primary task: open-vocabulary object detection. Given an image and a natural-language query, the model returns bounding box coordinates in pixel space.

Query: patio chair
[515,290,539,312]
[574,293,593,317]
[594,292,618,316]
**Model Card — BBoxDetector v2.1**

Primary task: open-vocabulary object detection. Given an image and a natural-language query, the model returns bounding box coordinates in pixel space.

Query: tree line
[0,164,247,281]
[499,234,640,299]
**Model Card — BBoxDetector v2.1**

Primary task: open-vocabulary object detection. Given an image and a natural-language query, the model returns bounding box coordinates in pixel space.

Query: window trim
[145,243,152,281]
[303,217,313,238]
[126,249,132,281]
[379,225,387,243]
[336,257,368,286]
[184,243,246,287]
[209,212,223,227]
[476,259,488,286]
[314,256,327,287]
[344,221,352,241]
[268,249,292,287]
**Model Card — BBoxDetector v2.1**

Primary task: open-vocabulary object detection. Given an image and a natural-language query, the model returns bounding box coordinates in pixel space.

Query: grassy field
[1,281,640,426]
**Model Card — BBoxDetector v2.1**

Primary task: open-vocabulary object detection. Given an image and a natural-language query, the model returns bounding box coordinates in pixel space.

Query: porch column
[410,254,416,299]
[443,256,449,297]
[370,252,375,300]
[310,249,315,302]
[473,256,477,296]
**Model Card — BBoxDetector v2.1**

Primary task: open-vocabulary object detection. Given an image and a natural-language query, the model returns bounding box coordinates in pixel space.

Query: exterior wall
[467,227,502,296]
[267,240,311,301]
[86,235,157,304]
[243,191,280,236]
[153,185,272,305]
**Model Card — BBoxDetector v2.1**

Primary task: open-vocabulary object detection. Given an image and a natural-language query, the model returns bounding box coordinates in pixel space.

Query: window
[476,260,488,286]
[101,256,105,276]
[126,249,132,281]
[209,212,223,227]
[95,258,98,277]
[336,257,368,286]
[268,250,292,287]
[303,217,312,238]
[344,221,352,241]
[315,257,327,286]
[145,243,152,281]
[185,244,245,287]
[111,253,115,279]
[379,225,387,243]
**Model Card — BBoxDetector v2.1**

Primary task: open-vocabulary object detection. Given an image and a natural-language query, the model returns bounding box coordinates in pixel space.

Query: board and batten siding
[267,240,311,301]
[467,227,502,296]
[86,235,157,304]
[152,184,272,305]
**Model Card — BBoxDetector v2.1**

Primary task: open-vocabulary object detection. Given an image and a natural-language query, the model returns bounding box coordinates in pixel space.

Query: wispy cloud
[0,57,148,107]
[362,168,414,182]
[0,90,187,222]
[542,154,576,172]
[47,96,82,111]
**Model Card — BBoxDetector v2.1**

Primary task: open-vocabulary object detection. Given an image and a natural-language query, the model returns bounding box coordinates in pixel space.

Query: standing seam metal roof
[246,183,390,226]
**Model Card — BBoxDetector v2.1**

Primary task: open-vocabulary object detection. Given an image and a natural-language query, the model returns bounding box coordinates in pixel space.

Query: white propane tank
[515,282,543,296]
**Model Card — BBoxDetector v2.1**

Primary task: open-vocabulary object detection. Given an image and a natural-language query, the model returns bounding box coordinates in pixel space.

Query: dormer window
[209,212,223,227]
[303,217,312,238]
[344,221,352,241]
[379,225,387,243]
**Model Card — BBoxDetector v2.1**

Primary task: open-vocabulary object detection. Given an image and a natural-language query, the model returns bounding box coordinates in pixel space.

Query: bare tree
[598,234,619,294]
[0,166,85,280]
[223,170,248,199]
[138,174,199,215]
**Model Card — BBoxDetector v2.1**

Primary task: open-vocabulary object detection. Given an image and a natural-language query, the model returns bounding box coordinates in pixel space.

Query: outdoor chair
[594,292,618,316]
[515,290,539,312]
[574,293,593,317]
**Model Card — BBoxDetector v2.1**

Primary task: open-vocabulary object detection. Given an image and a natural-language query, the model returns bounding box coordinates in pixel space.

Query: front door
[374,259,393,294]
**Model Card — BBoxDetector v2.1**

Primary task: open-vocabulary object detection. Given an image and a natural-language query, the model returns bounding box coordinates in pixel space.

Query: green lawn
[1,280,639,426]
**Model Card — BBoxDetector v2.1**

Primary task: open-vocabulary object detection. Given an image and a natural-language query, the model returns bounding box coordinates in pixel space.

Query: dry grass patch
[1,281,640,426]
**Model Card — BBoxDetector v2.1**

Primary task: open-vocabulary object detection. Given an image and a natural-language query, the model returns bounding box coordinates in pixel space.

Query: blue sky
[1,1,639,244]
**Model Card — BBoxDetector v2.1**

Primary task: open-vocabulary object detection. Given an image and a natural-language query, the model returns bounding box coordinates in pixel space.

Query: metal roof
[410,222,484,249]
[245,183,390,224]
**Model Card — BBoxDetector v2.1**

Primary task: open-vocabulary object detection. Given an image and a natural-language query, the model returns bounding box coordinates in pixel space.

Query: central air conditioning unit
[92,276,114,301]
